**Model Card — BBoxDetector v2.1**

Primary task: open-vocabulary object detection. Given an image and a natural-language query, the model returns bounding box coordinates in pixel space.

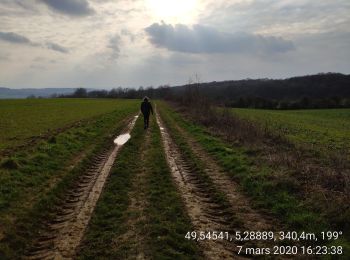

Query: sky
[0,0,349,89]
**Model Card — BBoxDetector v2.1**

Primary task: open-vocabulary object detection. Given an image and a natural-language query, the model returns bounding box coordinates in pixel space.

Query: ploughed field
[0,99,348,259]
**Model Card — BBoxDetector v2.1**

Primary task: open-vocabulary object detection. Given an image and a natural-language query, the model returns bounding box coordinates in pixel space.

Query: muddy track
[156,112,249,259]
[171,119,279,235]
[25,114,139,260]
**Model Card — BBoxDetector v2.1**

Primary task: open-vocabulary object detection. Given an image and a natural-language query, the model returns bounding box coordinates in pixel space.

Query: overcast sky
[0,0,349,88]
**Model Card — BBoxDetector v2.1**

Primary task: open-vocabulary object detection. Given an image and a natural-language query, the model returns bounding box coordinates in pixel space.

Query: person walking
[140,97,153,129]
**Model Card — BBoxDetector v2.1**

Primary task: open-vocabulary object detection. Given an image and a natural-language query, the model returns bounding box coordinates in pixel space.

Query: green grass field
[0,98,139,258]
[1,99,348,258]
[0,98,138,152]
[231,108,350,156]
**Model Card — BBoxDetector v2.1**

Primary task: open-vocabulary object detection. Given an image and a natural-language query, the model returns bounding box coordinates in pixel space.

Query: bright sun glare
[147,0,197,22]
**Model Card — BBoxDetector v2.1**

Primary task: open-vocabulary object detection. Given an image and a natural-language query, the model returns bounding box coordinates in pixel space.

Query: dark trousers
[143,113,150,129]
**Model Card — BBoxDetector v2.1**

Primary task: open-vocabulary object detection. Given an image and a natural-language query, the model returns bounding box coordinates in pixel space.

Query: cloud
[0,0,39,15]
[107,34,121,60]
[199,0,350,35]
[145,22,295,54]
[45,42,69,53]
[41,0,95,16]
[121,29,136,42]
[0,0,349,88]
[0,53,10,61]
[0,31,69,53]
[0,31,36,45]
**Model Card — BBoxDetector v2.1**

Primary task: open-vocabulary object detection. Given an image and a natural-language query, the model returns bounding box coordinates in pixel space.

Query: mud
[155,112,249,259]
[25,114,139,260]
[172,121,279,234]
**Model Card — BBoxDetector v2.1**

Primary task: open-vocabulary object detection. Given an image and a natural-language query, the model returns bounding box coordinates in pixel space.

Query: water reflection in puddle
[114,133,131,146]
[114,114,139,146]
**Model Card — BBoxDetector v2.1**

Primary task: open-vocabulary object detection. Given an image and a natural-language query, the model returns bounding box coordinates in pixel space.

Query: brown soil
[156,112,248,259]
[172,117,279,234]
[156,108,301,259]
[24,115,139,260]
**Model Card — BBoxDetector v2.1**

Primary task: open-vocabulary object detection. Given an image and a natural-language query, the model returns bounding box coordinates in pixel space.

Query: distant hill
[2,73,349,108]
[0,88,77,99]
[167,73,350,109]
[170,73,350,100]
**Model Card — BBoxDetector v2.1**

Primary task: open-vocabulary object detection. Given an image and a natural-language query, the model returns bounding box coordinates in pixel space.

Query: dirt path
[171,120,279,235]
[25,115,139,260]
[156,112,248,259]
[114,129,151,259]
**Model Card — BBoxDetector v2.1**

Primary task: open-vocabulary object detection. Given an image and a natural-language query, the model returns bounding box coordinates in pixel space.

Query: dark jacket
[141,100,153,115]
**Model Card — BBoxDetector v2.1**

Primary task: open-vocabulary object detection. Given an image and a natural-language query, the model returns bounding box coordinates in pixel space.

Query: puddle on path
[113,114,139,146]
[114,133,131,146]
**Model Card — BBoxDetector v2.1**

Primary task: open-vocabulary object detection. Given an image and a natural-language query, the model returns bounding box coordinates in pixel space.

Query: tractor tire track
[157,108,300,259]
[172,121,279,236]
[25,114,139,260]
[156,112,249,259]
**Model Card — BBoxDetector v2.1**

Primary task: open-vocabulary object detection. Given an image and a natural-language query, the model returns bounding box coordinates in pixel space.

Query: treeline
[170,73,350,109]
[226,96,350,109]
[59,73,350,109]
[175,72,350,99]
[59,86,171,99]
